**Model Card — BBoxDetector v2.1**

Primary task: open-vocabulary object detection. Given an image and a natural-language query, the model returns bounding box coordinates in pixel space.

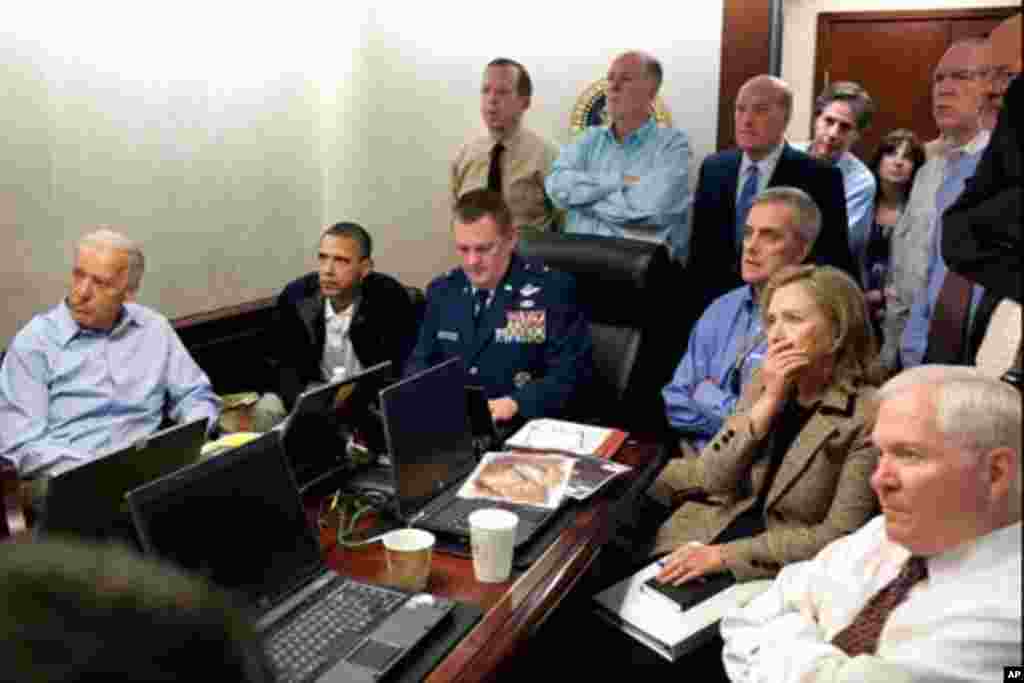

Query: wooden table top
[321,439,662,683]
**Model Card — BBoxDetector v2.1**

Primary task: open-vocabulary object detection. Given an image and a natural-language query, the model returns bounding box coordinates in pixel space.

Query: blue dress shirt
[662,286,766,450]
[900,145,987,368]
[546,118,692,263]
[0,301,221,476]
[793,143,877,286]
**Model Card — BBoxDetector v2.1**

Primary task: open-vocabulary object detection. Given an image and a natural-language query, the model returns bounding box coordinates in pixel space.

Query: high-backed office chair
[518,233,679,433]
[1,461,27,541]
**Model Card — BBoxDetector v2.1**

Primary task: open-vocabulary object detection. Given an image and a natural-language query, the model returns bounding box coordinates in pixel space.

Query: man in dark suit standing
[688,75,855,309]
[273,222,418,409]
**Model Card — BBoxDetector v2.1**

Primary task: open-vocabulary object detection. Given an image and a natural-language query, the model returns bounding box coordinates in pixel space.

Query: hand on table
[655,542,726,586]
[488,397,519,422]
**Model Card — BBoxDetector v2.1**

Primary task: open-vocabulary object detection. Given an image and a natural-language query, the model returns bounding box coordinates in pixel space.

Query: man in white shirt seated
[0,229,220,480]
[720,364,1021,683]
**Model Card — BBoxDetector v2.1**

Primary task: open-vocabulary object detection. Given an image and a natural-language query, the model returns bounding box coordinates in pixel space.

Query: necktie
[735,164,760,251]
[924,271,973,363]
[831,556,927,657]
[924,151,975,364]
[473,289,490,326]
[488,143,505,192]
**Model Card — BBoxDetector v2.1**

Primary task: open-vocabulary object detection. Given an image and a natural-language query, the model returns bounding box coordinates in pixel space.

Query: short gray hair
[751,186,822,248]
[77,228,145,292]
[878,365,1022,498]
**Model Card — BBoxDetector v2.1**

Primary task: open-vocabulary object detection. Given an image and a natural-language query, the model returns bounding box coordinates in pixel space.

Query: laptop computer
[38,416,208,545]
[126,431,455,683]
[380,358,561,551]
[280,361,392,494]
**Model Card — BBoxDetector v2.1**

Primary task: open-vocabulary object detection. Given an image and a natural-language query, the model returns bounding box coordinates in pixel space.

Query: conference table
[322,438,665,683]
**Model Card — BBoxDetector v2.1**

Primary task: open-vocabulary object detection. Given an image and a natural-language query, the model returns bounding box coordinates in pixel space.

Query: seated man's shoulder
[518,258,577,294]
[425,268,466,297]
[123,302,176,330]
[279,272,319,304]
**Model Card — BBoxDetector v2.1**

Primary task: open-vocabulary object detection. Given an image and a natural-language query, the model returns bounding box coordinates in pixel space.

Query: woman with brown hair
[651,264,883,584]
[862,129,926,339]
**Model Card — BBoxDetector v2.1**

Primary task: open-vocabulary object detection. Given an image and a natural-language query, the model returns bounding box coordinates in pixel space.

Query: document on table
[504,419,619,456]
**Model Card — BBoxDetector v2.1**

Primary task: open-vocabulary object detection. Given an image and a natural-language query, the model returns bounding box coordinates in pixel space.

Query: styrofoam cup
[468,509,518,583]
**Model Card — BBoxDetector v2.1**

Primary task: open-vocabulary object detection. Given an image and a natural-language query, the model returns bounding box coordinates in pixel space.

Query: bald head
[984,13,1022,125]
[606,51,662,139]
[734,75,793,160]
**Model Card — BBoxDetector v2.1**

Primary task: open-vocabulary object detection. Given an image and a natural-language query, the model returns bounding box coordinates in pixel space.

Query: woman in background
[865,130,926,350]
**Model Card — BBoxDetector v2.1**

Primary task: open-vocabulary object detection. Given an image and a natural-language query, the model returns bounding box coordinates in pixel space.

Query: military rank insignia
[496,310,546,344]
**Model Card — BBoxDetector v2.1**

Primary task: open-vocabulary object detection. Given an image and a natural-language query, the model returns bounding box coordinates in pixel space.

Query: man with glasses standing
[943,14,1021,305]
[407,189,592,426]
[885,38,993,369]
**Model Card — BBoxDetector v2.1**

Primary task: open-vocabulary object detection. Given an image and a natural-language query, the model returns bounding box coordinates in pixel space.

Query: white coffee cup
[383,528,435,593]
[468,508,519,583]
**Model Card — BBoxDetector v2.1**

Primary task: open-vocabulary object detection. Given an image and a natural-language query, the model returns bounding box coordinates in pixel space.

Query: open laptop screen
[381,358,477,520]
[282,360,392,486]
[127,432,322,606]
[41,416,208,543]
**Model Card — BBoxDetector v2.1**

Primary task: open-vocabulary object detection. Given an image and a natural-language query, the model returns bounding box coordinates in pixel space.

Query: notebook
[39,416,208,545]
[280,360,392,493]
[379,358,560,551]
[126,431,454,683]
[593,559,772,661]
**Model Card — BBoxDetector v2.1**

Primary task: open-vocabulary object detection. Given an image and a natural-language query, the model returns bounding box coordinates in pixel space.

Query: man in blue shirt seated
[793,81,877,288]
[407,189,592,426]
[662,187,821,457]
[0,229,220,479]
[545,51,692,264]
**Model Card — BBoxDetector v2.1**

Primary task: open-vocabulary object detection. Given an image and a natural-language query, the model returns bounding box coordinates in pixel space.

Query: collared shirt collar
[490,124,524,148]
[54,300,142,347]
[739,140,785,189]
[324,295,358,325]
[603,116,657,146]
[946,129,991,159]
[923,520,1021,584]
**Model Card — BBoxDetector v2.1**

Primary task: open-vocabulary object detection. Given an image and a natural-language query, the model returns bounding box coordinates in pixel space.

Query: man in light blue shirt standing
[898,38,993,369]
[660,187,821,457]
[0,229,220,478]
[793,81,877,287]
[545,51,692,263]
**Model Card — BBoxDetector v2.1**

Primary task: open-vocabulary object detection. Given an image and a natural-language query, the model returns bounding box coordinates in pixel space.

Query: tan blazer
[649,373,879,580]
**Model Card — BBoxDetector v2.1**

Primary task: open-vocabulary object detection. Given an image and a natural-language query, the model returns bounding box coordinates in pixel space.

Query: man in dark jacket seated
[273,221,418,410]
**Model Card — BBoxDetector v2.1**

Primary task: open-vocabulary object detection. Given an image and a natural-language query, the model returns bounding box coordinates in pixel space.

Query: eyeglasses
[931,68,989,85]
[989,67,1020,89]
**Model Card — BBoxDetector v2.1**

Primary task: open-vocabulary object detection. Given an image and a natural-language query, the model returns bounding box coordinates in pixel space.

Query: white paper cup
[383,528,435,593]
[468,508,519,583]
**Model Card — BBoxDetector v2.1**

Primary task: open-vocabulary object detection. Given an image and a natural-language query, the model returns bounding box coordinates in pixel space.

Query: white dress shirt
[321,297,361,381]
[721,515,1022,683]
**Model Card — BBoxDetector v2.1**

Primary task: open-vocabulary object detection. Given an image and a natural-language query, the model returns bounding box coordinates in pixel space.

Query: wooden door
[814,8,1016,161]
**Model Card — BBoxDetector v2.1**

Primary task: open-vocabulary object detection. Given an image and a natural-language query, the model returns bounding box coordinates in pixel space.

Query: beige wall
[782,0,1020,140]
[1,2,723,345]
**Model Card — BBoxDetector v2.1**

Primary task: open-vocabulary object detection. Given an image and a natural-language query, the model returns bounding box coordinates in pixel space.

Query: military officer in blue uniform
[407,189,592,424]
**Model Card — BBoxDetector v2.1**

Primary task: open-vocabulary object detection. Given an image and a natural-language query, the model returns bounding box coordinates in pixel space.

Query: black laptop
[280,361,392,493]
[380,358,561,551]
[126,431,454,683]
[38,417,208,545]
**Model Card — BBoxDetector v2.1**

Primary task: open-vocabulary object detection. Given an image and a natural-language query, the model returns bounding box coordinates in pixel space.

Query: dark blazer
[406,253,593,422]
[648,371,879,580]
[688,143,855,306]
[273,271,418,408]
[943,76,1022,304]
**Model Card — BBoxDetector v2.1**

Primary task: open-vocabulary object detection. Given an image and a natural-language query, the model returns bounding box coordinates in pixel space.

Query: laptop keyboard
[265,578,407,683]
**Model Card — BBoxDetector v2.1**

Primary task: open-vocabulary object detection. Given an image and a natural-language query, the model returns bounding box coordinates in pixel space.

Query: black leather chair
[518,233,682,434]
